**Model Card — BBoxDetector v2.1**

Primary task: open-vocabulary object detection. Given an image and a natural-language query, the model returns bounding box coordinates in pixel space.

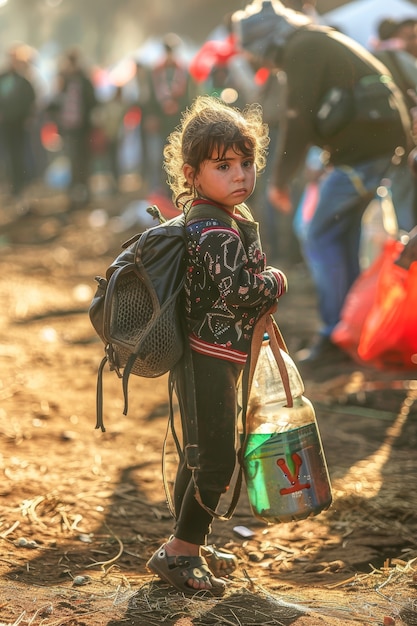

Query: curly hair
[163,95,270,209]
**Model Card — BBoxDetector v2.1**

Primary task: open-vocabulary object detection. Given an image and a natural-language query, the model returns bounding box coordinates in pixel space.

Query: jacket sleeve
[197,224,287,308]
[274,32,328,187]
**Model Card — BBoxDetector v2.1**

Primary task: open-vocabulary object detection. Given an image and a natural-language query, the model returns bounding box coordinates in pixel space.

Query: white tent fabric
[322,0,417,49]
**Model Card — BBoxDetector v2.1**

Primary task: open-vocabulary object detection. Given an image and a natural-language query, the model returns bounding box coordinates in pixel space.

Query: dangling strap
[167,369,185,462]
[239,313,292,467]
[192,463,244,521]
[95,356,108,432]
[162,369,185,518]
[165,340,244,522]
[238,315,269,459]
[265,315,293,408]
[122,353,137,416]
[181,335,200,473]
[162,313,200,518]
[191,352,244,520]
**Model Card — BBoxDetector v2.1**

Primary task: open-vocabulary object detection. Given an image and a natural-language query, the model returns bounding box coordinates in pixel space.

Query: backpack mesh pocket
[107,271,183,378]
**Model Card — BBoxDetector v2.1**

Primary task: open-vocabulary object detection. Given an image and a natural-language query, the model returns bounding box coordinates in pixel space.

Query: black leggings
[173,351,243,545]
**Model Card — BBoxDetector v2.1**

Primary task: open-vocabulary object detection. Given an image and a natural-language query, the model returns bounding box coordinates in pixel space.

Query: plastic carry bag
[359,185,398,270]
[330,241,399,361]
[358,245,417,370]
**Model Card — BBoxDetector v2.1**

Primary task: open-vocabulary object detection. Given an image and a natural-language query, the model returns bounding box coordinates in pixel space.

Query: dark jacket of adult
[233,1,413,188]
[0,69,35,123]
[57,69,97,133]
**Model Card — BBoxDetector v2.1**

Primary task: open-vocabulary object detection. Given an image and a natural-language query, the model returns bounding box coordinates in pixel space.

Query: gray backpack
[89,207,187,430]
[89,204,237,431]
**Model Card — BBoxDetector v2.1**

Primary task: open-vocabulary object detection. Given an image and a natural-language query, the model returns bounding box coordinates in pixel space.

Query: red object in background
[331,241,401,363]
[89,126,107,155]
[40,121,62,152]
[333,237,417,370]
[254,67,271,86]
[358,247,417,370]
[189,34,238,83]
[107,57,137,88]
[124,106,142,130]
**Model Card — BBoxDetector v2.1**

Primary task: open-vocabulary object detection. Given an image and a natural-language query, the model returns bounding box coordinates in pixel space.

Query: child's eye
[243,159,254,168]
[218,163,229,171]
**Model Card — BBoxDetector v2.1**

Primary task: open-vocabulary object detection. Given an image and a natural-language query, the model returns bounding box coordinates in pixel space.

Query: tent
[322,0,417,49]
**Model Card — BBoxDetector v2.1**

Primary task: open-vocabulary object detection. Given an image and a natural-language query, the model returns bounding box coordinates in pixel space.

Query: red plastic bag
[189,35,238,82]
[358,245,417,370]
[331,239,403,362]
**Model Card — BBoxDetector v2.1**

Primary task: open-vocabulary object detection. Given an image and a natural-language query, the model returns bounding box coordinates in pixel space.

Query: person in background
[250,64,290,260]
[292,145,327,250]
[54,47,97,208]
[232,0,414,366]
[282,0,323,23]
[144,33,197,195]
[133,60,155,191]
[0,43,36,200]
[190,11,258,110]
[372,18,417,81]
[372,17,417,229]
[253,0,323,264]
[387,18,417,60]
[146,95,287,596]
[95,85,126,193]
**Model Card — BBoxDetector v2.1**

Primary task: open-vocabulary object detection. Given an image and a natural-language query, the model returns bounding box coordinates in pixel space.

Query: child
[146,95,287,596]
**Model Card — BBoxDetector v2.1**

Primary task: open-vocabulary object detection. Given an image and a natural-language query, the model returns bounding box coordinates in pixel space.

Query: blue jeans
[301,155,395,337]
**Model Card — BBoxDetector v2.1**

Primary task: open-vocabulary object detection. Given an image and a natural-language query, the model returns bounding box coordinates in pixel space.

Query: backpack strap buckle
[185,443,199,470]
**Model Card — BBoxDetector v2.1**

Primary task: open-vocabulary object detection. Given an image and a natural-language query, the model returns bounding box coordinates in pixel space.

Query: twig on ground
[0,520,20,539]
[85,529,124,575]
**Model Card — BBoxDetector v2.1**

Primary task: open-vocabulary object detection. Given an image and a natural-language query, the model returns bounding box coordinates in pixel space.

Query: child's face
[184,146,256,212]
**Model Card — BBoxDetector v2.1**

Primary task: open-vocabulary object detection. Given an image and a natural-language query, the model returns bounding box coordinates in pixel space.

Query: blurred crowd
[1,1,417,368]
[0,4,415,219]
[0,22,254,209]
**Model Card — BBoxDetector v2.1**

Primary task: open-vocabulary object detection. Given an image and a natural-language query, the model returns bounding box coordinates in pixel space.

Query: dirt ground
[1,181,417,626]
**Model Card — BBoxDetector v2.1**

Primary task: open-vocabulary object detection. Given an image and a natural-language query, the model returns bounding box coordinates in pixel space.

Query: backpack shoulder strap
[164,202,249,521]
[185,203,240,229]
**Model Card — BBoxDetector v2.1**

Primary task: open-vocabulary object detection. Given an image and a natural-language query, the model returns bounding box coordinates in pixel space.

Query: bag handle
[246,313,292,409]
[238,313,294,478]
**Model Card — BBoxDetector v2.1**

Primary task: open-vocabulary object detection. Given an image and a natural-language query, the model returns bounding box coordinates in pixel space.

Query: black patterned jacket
[184,199,287,364]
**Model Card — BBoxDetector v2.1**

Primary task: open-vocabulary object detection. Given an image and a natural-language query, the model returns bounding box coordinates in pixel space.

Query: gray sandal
[147,544,226,597]
[202,545,238,577]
